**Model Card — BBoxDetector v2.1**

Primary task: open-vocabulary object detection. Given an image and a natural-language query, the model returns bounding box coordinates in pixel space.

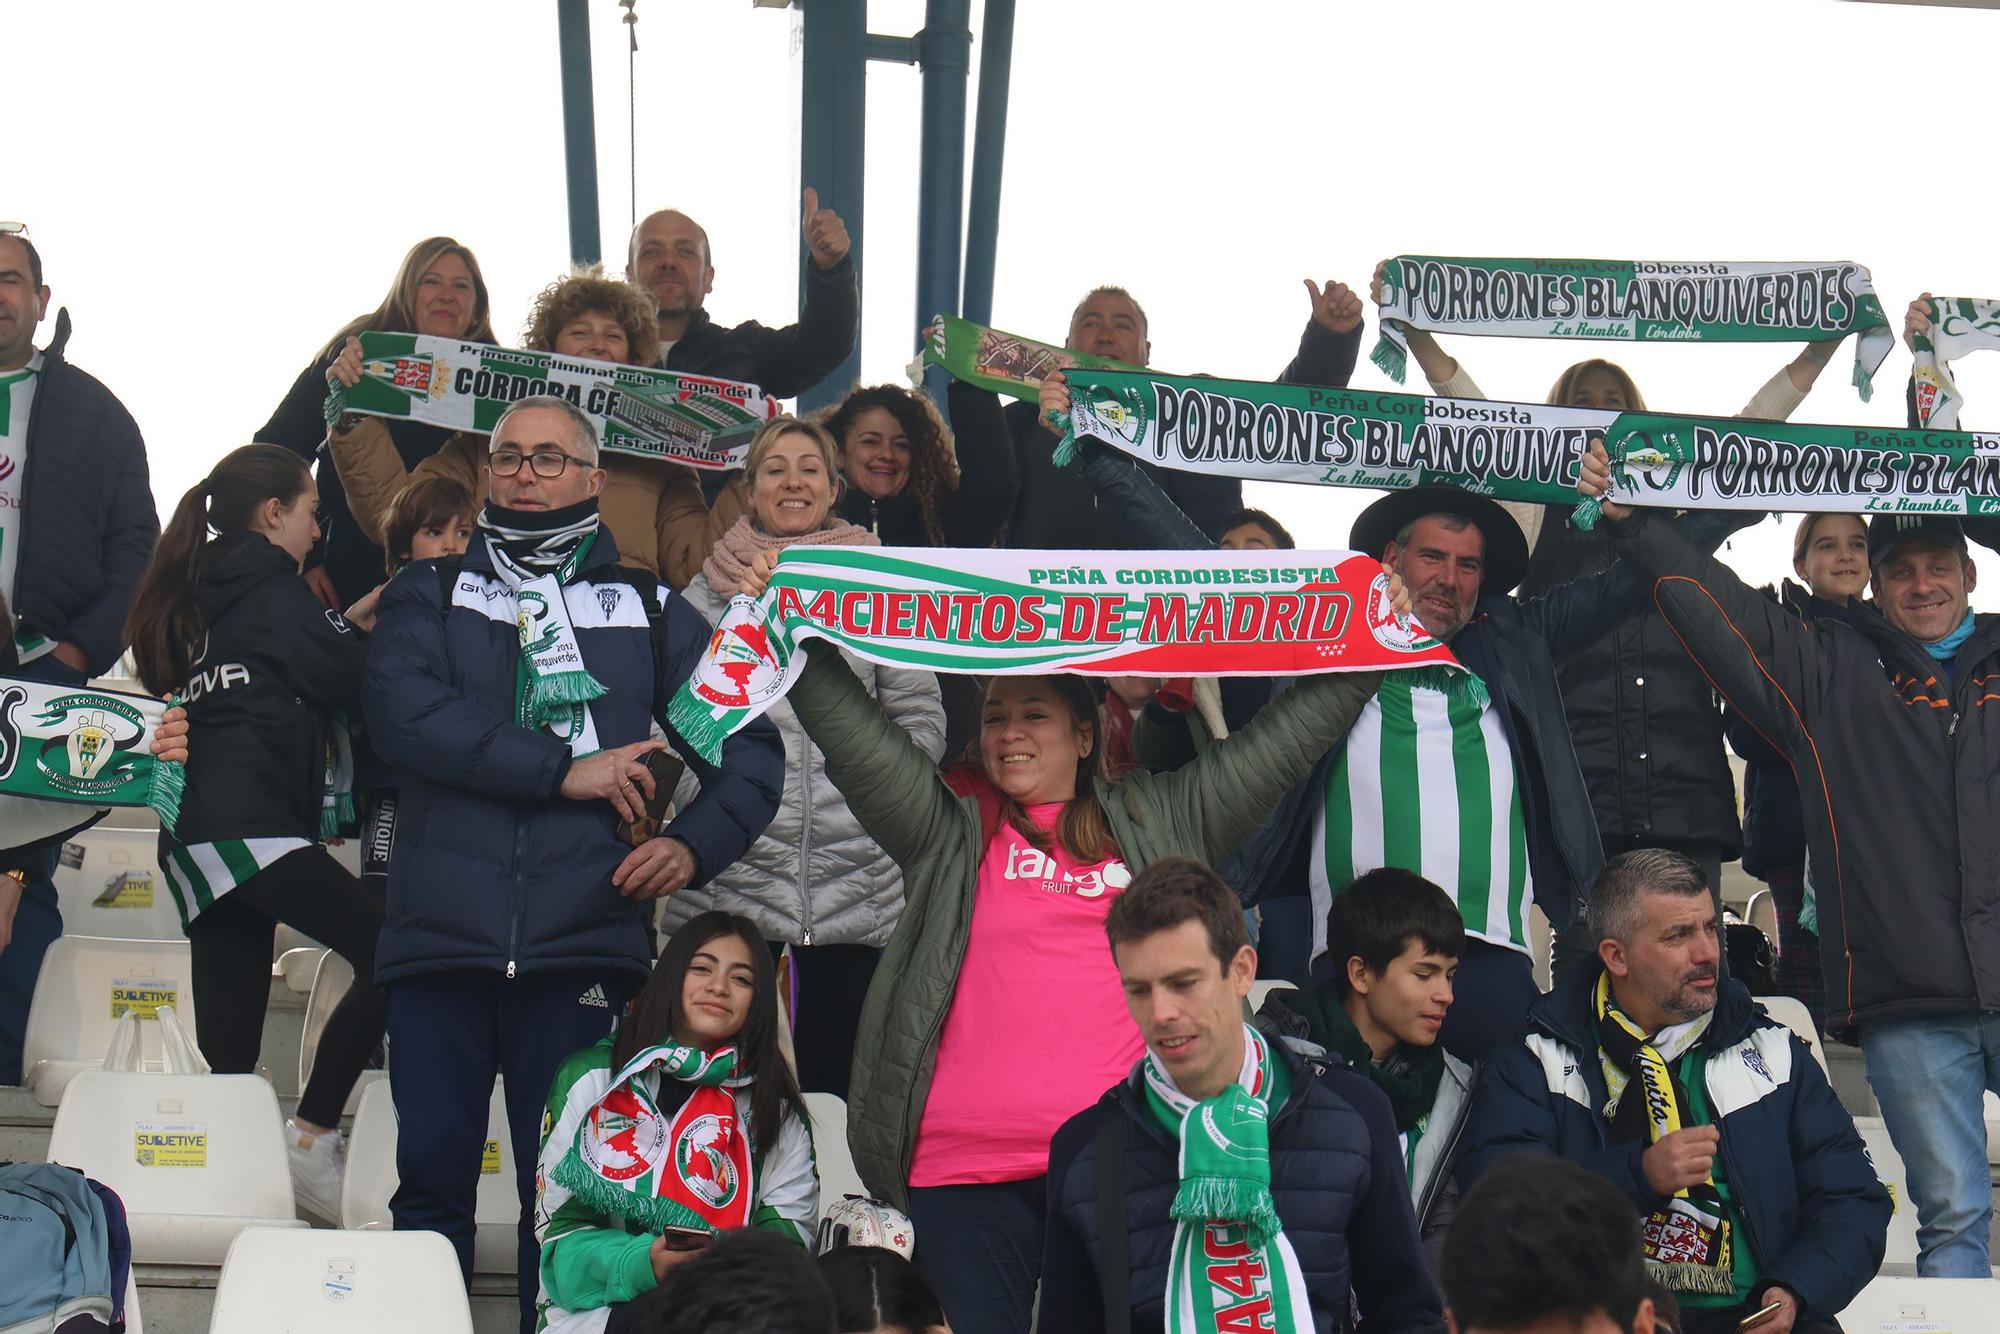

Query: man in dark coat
[0,229,157,1084]
[362,395,782,1329]
[1042,857,1441,1334]
[1458,849,1887,1334]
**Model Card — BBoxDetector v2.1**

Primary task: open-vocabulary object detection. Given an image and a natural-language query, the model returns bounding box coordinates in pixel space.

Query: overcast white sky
[14,0,2000,602]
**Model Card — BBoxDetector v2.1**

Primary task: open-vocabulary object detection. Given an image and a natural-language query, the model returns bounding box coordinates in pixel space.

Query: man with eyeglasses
[361,394,783,1328]
[0,224,157,1085]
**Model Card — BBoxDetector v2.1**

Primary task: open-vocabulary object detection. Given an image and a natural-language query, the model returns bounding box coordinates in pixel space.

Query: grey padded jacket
[658,572,946,947]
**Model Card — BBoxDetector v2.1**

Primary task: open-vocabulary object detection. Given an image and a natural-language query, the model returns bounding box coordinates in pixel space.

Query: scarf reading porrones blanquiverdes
[1142,1025,1311,1334]
[0,679,184,830]
[1045,368,2000,528]
[1594,972,1734,1295]
[549,1041,756,1235]
[665,546,1476,762]
[1913,297,2000,428]
[1371,256,1892,400]
[478,501,607,757]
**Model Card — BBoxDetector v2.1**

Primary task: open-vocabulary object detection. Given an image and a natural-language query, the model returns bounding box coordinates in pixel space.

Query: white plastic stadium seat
[297,951,385,1116]
[54,828,180,940]
[340,1077,519,1274]
[22,936,197,1105]
[210,1226,473,1333]
[46,1070,305,1265]
[1852,1116,1921,1273]
[804,1092,864,1209]
[1745,889,1778,943]
[1837,1274,2000,1325]
[1246,980,1297,1018]
[1753,995,1827,1075]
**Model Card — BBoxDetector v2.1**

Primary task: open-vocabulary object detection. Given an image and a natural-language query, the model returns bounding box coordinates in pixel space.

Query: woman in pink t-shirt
[735,575,1384,1332]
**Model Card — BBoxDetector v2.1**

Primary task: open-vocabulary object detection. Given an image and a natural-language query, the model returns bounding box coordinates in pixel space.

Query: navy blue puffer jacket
[1458,968,1888,1324]
[14,311,157,674]
[361,522,783,985]
[1040,1039,1443,1333]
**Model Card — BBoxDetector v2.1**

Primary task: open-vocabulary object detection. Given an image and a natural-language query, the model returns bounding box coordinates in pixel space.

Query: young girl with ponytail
[125,443,389,1222]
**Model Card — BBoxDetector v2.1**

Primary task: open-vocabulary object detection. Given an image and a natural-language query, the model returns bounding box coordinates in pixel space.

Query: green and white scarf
[548,1041,756,1235]
[478,509,607,756]
[666,545,1471,761]
[1047,368,2000,528]
[0,679,183,828]
[1912,297,2000,429]
[1371,256,1892,400]
[1141,1025,1311,1334]
[915,312,1147,402]
[324,331,780,470]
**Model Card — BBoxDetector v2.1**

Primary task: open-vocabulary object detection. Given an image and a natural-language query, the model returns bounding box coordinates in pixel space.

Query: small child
[380,474,475,573]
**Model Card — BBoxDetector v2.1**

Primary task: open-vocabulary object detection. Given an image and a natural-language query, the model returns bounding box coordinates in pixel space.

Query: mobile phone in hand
[1737,1298,1783,1329]
[624,749,685,846]
[659,1224,713,1250]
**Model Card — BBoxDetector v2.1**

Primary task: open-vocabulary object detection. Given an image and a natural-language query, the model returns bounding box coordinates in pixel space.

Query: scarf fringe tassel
[1171,1179,1283,1254]
[1369,335,1408,385]
[147,756,185,832]
[549,1150,711,1237]
[1647,1260,1739,1297]
[1385,664,1488,710]
[666,691,730,766]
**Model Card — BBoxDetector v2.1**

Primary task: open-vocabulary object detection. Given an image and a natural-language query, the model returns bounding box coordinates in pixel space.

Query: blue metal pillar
[913,0,973,345]
[961,0,1014,326]
[557,0,602,268]
[798,0,871,413]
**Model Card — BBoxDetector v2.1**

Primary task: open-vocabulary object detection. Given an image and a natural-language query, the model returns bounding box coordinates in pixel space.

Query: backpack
[0,1162,126,1333]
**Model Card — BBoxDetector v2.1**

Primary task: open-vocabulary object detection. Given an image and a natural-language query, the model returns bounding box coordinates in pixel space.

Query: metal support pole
[913,0,973,346]
[799,0,869,414]
[557,0,602,268]
[960,0,1014,326]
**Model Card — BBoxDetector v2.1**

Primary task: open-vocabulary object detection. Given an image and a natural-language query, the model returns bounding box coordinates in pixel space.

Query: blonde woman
[662,416,945,1098]
[256,236,496,607]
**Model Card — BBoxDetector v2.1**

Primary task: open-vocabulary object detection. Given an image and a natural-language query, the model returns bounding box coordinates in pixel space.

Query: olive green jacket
[785,643,1384,1206]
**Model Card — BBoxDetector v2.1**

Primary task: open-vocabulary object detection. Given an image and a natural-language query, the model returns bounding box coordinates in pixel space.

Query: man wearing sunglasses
[0,225,158,1085]
[360,394,782,1327]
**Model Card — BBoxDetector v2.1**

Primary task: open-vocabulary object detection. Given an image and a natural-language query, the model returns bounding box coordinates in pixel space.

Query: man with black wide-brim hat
[1227,483,1749,1060]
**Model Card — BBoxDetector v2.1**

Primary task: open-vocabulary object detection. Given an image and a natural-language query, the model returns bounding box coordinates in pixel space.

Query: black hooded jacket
[166,530,369,845]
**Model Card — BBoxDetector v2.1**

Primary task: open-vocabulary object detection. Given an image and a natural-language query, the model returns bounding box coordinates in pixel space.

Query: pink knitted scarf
[701,513,877,594]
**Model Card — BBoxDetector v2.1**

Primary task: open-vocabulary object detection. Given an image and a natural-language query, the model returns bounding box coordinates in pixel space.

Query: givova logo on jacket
[0,686,149,799]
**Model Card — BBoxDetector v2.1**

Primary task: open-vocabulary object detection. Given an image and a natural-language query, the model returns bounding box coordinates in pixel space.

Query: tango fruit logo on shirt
[1003,840,1132,900]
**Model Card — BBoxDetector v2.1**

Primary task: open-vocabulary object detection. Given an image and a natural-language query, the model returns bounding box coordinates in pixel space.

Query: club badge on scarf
[324,331,780,470]
[1372,256,1893,400]
[666,546,1469,762]
[1913,297,2000,429]
[1142,1025,1311,1334]
[489,532,607,755]
[1594,972,1734,1295]
[0,679,183,827]
[915,312,1149,402]
[552,1042,755,1235]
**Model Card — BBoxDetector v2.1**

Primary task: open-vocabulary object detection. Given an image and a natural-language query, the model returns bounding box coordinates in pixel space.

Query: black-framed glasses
[489,449,590,479]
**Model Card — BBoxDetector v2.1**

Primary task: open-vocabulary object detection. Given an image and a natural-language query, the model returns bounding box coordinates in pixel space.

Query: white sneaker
[287,1118,346,1224]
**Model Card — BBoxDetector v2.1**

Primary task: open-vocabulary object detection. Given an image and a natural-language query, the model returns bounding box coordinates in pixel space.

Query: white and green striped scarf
[478,508,607,757]
[1313,672,1531,959]
[1141,1025,1311,1334]
[1913,297,2000,429]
